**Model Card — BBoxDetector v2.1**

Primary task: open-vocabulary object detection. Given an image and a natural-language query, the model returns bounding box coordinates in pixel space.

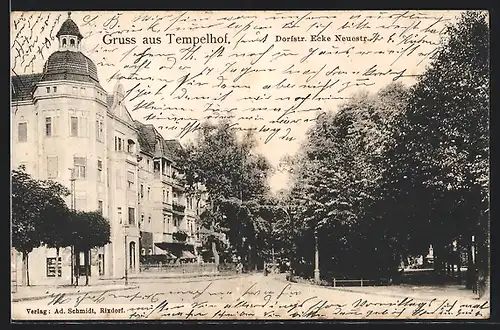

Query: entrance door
[129,242,136,271]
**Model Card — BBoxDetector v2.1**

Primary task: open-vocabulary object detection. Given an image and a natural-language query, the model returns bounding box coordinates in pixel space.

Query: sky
[11,10,466,192]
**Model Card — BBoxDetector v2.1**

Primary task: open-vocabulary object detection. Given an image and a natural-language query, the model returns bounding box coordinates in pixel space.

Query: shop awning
[180,250,196,259]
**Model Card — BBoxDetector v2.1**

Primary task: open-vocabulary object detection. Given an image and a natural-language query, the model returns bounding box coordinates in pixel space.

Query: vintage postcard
[11,10,490,321]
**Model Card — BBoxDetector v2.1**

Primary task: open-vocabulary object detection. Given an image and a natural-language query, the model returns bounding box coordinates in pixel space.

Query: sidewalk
[100,271,240,282]
[12,282,139,302]
[273,274,482,301]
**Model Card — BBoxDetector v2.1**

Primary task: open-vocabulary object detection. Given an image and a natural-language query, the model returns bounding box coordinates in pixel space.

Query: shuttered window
[47,156,58,178]
[18,122,27,142]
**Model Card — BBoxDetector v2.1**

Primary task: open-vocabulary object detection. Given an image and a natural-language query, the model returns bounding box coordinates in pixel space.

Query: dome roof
[56,16,83,39]
[42,51,100,85]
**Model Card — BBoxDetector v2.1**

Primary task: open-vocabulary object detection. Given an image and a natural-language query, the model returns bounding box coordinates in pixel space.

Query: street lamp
[68,168,76,285]
[314,228,320,282]
[124,224,129,285]
[280,207,294,282]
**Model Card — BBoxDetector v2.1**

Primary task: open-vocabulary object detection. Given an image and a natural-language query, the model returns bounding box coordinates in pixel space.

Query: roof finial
[68,11,72,19]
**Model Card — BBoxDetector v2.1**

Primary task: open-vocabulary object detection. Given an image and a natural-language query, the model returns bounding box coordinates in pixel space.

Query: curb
[126,274,250,283]
[12,284,140,303]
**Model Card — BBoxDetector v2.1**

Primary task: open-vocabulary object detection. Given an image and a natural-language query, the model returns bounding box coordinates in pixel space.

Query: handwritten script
[14,277,489,320]
[10,10,458,169]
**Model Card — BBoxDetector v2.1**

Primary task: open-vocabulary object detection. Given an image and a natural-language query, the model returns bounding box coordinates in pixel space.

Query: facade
[11,15,202,285]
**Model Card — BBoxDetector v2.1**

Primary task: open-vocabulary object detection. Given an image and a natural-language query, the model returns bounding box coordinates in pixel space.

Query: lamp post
[68,168,76,285]
[124,224,129,286]
[314,228,320,283]
[281,207,294,282]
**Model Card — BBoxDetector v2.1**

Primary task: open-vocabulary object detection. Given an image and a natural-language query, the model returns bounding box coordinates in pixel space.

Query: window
[46,257,62,277]
[62,38,67,46]
[127,171,134,189]
[98,253,105,275]
[127,139,135,153]
[174,217,179,227]
[74,157,87,179]
[70,39,75,46]
[80,87,85,95]
[47,156,58,178]
[141,214,144,223]
[148,248,152,255]
[163,189,165,202]
[18,122,27,142]
[53,86,57,93]
[140,184,144,198]
[97,160,103,182]
[45,117,52,136]
[118,207,122,224]
[73,87,78,94]
[75,193,87,211]
[96,120,104,142]
[115,137,124,151]
[128,207,135,225]
[71,116,78,137]
[147,186,151,200]
[98,200,103,215]
[148,215,151,223]
[45,116,58,136]
[46,87,51,93]
[141,248,146,256]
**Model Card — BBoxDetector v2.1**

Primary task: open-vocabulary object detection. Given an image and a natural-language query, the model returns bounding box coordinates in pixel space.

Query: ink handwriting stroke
[11,10,460,184]
[35,278,490,319]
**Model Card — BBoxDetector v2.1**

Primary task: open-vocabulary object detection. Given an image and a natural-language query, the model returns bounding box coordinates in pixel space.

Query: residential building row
[11,14,205,285]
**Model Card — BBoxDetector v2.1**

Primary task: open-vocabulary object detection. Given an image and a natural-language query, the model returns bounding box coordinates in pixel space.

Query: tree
[393,11,489,290]
[179,121,273,270]
[39,191,71,285]
[71,211,110,285]
[11,166,70,286]
[285,83,410,280]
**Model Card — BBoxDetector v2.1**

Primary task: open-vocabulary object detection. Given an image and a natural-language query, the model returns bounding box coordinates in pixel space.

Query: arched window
[127,139,135,153]
[141,248,146,256]
[62,38,67,46]
[70,38,75,46]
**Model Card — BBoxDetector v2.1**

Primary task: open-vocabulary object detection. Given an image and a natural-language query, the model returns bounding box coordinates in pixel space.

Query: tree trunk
[85,249,90,286]
[55,247,60,286]
[433,244,444,283]
[210,199,219,271]
[466,236,474,289]
[75,250,80,286]
[22,251,29,286]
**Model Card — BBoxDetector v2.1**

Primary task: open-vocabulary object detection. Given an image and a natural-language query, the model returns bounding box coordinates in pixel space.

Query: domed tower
[56,12,83,51]
[34,12,110,244]
[41,13,101,88]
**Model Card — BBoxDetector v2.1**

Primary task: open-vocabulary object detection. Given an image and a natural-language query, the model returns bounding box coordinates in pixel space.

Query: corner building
[11,16,202,285]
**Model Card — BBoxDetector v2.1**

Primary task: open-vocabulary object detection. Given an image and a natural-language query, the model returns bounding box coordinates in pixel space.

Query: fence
[139,262,237,274]
[332,278,391,287]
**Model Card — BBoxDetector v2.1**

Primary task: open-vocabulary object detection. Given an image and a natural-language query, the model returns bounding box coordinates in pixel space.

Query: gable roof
[134,120,184,162]
[134,121,156,155]
[11,73,43,102]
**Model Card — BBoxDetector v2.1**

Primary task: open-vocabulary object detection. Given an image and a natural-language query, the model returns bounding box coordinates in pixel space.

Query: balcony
[172,177,186,191]
[153,231,190,245]
[116,151,139,165]
[172,201,186,215]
